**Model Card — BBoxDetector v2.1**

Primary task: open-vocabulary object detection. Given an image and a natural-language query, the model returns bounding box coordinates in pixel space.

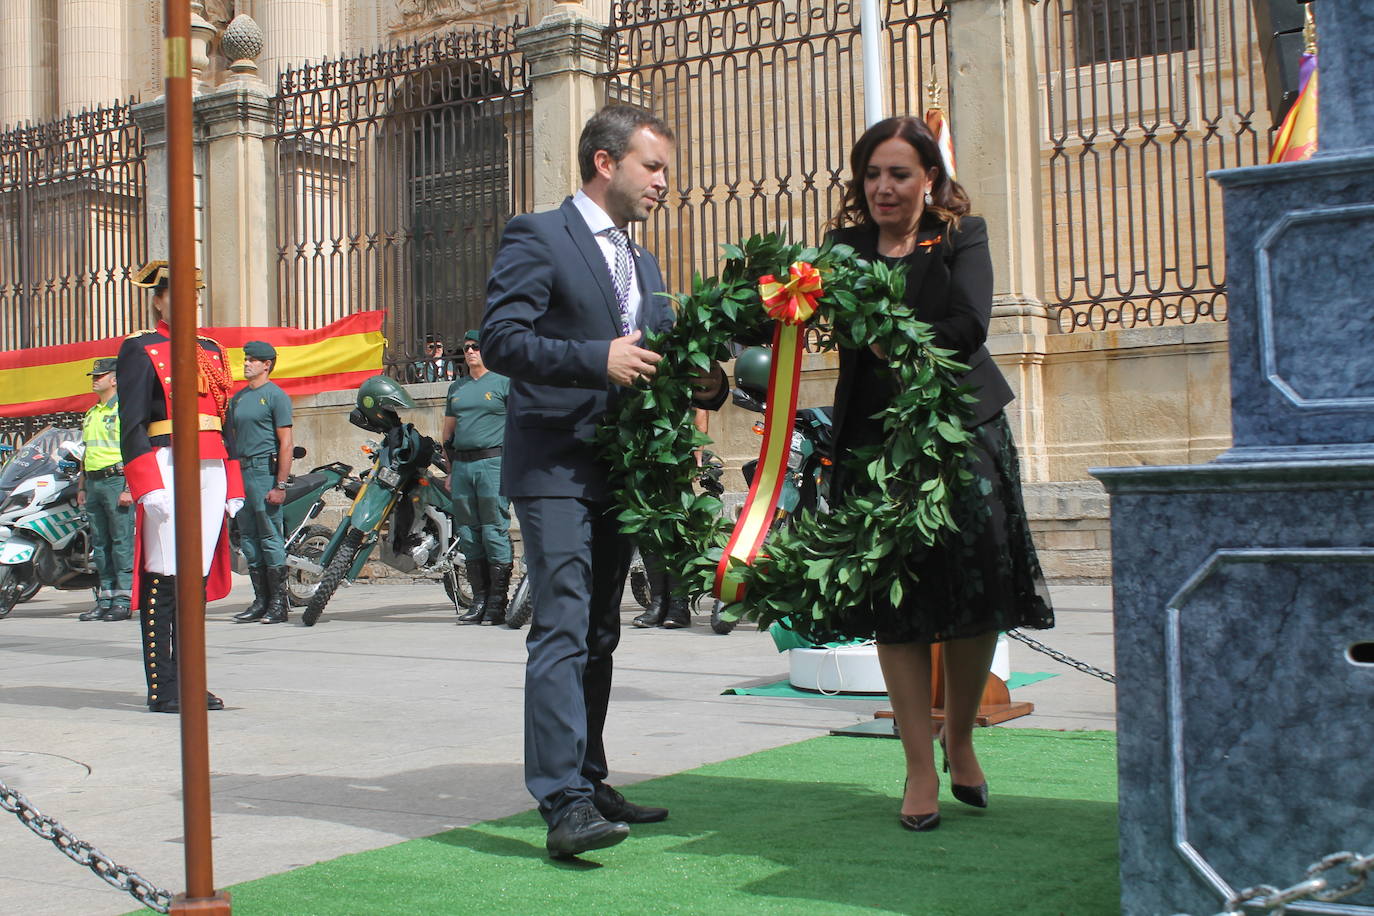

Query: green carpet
[217,729,1118,916]
[722,671,1059,699]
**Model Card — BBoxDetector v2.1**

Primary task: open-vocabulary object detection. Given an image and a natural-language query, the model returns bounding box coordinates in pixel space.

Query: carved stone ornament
[221,13,265,64]
[396,0,485,19]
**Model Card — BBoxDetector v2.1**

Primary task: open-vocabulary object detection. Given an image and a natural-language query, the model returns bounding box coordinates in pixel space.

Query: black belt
[452,446,502,462]
[86,464,124,481]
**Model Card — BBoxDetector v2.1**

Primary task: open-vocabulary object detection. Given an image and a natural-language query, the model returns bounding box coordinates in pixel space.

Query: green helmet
[356,375,416,427]
[734,346,772,399]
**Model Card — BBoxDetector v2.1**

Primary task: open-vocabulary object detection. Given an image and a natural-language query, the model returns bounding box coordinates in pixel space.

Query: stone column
[259,0,331,90]
[516,3,612,213]
[190,13,275,327]
[58,0,124,114]
[0,0,53,126]
[947,0,1050,481]
[131,99,207,307]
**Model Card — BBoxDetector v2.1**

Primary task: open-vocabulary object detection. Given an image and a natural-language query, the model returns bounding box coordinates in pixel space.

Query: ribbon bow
[759,261,822,326]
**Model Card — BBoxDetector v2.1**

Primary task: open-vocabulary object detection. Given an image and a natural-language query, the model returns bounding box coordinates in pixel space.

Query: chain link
[1005,628,1116,684]
[1,777,173,913]
[1176,848,1373,915]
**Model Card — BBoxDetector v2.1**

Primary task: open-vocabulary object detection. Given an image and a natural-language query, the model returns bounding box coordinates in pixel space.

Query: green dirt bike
[297,376,468,627]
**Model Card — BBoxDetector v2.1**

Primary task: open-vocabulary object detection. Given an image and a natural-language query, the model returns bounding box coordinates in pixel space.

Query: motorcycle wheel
[505,575,534,630]
[0,566,29,619]
[442,566,473,609]
[286,524,333,608]
[17,573,41,604]
[302,528,363,627]
[709,598,737,635]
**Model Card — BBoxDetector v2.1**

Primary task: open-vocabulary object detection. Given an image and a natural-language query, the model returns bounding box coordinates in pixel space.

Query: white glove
[226,497,244,519]
[140,488,172,521]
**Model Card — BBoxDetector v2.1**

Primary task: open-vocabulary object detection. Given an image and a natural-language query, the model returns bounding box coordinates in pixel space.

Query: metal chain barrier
[1005,629,1116,684]
[0,777,173,914]
[1178,848,1374,915]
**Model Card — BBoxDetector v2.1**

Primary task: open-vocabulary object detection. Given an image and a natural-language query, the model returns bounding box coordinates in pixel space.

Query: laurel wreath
[594,234,976,642]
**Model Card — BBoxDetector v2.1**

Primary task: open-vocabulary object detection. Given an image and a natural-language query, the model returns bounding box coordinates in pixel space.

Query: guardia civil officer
[229,340,295,625]
[76,357,135,622]
[119,260,244,713]
[444,329,514,625]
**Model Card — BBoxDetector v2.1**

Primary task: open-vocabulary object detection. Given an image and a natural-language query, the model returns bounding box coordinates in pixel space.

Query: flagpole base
[171,891,232,914]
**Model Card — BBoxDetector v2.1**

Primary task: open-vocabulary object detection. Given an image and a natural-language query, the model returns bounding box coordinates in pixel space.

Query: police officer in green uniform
[76,357,135,622]
[444,329,514,625]
[228,340,295,624]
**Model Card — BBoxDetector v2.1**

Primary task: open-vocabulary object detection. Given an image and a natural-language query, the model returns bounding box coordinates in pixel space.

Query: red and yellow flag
[1270,65,1318,164]
[925,105,957,181]
[0,310,386,417]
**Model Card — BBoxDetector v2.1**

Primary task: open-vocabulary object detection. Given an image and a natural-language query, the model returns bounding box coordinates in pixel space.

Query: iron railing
[270,25,532,381]
[1041,0,1269,331]
[605,0,949,304]
[0,102,148,353]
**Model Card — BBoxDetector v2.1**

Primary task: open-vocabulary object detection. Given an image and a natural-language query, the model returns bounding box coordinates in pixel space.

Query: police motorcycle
[708,346,834,634]
[225,445,364,608]
[297,376,471,626]
[0,427,98,618]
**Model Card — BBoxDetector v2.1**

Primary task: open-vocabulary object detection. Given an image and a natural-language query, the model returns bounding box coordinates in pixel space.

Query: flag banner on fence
[0,310,387,418]
[925,104,956,181]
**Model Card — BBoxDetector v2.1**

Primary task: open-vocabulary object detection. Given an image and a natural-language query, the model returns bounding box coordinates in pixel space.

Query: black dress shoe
[545,804,630,860]
[100,606,132,621]
[148,693,225,713]
[593,784,669,824]
[660,597,691,629]
[78,605,107,621]
[899,811,941,832]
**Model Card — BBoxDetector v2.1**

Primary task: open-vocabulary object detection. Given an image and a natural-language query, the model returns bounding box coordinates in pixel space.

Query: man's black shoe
[593,783,669,824]
[545,804,630,860]
[148,693,225,713]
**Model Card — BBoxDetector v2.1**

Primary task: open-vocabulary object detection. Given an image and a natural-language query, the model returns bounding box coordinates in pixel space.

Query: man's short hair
[577,105,674,183]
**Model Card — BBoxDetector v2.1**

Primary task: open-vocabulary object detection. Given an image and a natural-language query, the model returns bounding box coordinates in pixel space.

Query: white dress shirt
[572,189,642,332]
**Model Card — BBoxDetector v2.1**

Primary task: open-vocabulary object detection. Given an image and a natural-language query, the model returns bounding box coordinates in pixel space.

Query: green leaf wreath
[594,233,977,643]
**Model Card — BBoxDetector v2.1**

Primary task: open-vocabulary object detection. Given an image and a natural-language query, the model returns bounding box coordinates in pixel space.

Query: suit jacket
[481,197,672,501]
[828,215,1013,456]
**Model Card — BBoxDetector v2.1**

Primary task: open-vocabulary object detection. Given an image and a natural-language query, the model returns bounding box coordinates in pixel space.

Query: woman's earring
[924,191,934,206]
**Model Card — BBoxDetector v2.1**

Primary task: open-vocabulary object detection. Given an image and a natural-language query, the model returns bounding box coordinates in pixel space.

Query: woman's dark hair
[578,104,674,183]
[832,116,970,230]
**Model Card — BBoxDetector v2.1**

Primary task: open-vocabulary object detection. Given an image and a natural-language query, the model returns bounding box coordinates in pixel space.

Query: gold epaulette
[197,333,223,351]
[125,328,156,339]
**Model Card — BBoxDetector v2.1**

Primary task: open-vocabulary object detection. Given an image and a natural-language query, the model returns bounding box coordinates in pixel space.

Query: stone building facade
[1,0,1288,583]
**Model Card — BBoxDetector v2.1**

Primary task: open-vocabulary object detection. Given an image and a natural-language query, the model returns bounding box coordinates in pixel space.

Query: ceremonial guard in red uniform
[118,261,245,713]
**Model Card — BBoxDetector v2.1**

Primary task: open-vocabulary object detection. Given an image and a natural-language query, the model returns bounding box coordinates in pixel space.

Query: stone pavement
[0,578,1114,916]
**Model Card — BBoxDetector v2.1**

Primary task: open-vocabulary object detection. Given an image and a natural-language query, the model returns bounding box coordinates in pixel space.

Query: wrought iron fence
[0,102,148,353]
[0,413,83,459]
[1041,0,1268,331]
[605,0,949,305]
[270,25,532,381]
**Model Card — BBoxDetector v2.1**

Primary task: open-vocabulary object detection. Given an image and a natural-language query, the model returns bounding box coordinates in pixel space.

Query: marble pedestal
[1096,461,1374,915]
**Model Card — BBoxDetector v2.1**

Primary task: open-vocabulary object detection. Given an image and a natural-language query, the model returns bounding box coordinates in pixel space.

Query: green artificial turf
[722,671,1058,699]
[223,729,1118,916]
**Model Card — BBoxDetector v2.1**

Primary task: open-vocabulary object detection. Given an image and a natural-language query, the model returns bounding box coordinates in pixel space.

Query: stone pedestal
[1094,3,1374,913]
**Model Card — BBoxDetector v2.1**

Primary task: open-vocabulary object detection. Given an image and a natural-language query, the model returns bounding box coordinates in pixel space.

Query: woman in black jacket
[826,116,1054,831]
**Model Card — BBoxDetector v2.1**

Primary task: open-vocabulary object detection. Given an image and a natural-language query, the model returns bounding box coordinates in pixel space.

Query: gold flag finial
[926,77,944,112]
[1303,4,1316,56]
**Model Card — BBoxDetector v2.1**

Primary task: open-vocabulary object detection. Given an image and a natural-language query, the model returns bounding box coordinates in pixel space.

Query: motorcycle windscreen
[0,427,81,503]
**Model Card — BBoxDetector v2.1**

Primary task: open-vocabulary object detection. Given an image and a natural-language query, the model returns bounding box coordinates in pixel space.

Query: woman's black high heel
[899,778,941,831]
[939,733,990,809]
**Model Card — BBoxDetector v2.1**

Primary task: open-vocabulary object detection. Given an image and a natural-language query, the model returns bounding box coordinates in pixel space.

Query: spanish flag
[1270,58,1318,164]
[0,310,386,417]
[925,104,957,182]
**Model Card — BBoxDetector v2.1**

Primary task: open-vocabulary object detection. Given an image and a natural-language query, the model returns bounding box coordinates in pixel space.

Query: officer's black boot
[661,572,691,629]
[260,566,290,625]
[100,594,132,621]
[142,574,179,712]
[457,558,489,624]
[80,594,111,621]
[233,566,270,622]
[632,564,668,628]
[482,562,513,626]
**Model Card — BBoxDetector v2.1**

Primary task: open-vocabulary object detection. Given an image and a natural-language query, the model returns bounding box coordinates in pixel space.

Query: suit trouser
[450,456,512,564]
[86,473,134,608]
[513,496,633,827]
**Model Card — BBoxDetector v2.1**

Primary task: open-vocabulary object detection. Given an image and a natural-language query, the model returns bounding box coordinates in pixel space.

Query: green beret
[243,340,277,361]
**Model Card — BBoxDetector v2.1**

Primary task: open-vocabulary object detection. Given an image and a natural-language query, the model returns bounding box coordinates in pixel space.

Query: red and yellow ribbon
[758,261,822,325]
[714,263,821,602]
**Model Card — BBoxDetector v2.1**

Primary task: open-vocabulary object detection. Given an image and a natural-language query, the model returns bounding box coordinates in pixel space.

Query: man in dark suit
[481,105,726,860]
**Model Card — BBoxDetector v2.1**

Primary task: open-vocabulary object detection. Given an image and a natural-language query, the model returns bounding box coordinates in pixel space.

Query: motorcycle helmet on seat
[733,346,772,401]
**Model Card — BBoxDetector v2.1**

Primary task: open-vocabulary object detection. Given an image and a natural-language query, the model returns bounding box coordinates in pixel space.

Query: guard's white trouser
[141,448,227,577]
